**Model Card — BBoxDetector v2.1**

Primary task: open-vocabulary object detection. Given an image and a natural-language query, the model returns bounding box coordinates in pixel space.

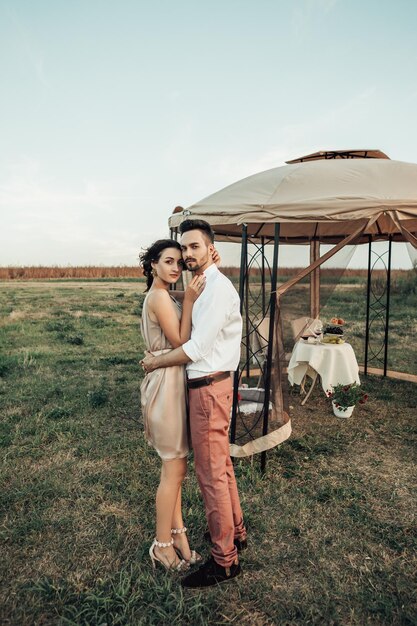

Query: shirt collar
[203,263,218,278]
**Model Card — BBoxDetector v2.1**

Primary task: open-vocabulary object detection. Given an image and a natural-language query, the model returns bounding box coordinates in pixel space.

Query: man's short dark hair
[179,219,215,244]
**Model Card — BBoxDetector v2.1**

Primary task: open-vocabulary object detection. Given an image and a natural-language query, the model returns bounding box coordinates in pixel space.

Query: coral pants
[188,376,246,567]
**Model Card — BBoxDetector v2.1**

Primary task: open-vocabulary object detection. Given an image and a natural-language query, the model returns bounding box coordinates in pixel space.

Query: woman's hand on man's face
[184,274,206,303]
[212,248,221,267]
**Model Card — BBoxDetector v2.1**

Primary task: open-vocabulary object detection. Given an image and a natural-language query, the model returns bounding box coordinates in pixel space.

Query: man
[142,218,247,588]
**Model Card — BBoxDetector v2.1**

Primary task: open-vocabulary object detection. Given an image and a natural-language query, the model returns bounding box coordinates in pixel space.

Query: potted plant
[326,382,368,418]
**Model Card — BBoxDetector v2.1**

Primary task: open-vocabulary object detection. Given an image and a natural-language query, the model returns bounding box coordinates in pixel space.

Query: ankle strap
[171,526,187,534]
[154,537,174,548]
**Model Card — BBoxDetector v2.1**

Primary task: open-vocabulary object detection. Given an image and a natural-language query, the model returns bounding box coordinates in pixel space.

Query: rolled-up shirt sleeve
[182,283,230,363]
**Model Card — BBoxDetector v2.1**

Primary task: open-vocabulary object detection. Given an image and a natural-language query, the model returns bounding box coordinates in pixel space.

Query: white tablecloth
[288,340,360,394]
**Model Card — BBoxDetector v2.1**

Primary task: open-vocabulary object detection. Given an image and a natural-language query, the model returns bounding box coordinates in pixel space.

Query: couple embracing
[140,219,247,589]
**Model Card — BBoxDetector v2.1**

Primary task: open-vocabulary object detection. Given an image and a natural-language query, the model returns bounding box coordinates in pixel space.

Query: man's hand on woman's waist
[141,347,191,373]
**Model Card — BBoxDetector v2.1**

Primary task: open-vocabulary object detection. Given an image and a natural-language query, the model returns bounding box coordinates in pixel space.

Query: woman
[139,238,210,571]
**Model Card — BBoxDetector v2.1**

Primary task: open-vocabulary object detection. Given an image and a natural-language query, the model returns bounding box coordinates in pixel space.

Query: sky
[1,0,417,268]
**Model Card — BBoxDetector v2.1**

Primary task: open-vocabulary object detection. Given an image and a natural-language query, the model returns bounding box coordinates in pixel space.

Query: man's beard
[184,252,209,272]
[185,261,201,272]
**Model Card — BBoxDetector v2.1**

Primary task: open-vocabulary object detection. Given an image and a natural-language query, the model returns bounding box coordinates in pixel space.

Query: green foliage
[45,318,85,345]
[63,333,84,345]
[101,355,137,366]
[132,294,145,316]
[0,421,13,447]
[45,407,72,420]
[0,354,16,377]
[390,268,417,298]
[21,568,220,626]
[86,316,109,328]
[327,382,368,409]
[88,387,109,408]
[45,319,75,333]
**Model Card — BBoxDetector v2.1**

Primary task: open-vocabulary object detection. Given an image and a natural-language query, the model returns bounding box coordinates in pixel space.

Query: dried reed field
[0,280,416,625]
[0,266,144,280]
[0,265,412,281]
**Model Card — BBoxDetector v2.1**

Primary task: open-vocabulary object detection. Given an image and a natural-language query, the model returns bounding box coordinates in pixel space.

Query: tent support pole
[261,223,280,473]
[245,241,250,378]
[310,240,320,318]
[231,224,247,445]
[384,236,392,376]
[364,236,372,375]
[261,237,266,315]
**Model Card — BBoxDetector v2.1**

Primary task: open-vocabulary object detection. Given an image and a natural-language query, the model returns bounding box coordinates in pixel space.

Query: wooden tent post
[383,236,393,376]
[310,240,320,318]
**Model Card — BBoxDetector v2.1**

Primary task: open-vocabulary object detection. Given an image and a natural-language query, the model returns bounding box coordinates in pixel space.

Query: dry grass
[0,281,416,625]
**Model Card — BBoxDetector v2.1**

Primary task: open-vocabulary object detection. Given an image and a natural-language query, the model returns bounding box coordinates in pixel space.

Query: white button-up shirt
[182,263,242,379]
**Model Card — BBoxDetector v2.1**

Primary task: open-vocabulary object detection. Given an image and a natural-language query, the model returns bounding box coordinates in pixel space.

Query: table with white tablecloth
[288,340,360,401]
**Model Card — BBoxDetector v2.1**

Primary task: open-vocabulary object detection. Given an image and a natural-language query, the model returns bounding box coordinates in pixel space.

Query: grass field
[0,281,416,625]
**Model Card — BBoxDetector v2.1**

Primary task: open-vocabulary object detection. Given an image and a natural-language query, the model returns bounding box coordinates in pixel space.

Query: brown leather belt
[187,371,230,389]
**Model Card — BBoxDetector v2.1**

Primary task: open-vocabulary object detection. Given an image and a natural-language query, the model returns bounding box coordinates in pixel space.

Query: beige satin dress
[140,293,189,460]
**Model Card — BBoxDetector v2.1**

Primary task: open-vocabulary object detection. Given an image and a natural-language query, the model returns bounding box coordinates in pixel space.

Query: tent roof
[169,158,417,244]
[285,148,390,163]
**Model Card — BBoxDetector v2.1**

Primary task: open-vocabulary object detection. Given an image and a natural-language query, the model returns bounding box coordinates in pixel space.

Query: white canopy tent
[169,157,417,246]
[168,152,417,468]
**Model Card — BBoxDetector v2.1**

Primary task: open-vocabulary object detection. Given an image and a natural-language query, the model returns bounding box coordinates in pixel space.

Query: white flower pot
[332,401,354,418]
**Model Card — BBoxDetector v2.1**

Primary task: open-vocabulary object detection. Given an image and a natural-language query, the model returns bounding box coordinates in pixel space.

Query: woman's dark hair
[139,239,182,291]
[179,219,214,243]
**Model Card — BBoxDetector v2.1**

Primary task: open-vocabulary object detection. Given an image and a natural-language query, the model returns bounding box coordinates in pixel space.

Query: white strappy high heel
[171,526,203,565]
[149,537,189,572]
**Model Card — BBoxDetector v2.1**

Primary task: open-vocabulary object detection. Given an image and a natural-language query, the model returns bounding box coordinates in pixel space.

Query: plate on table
[321,335,345,345]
